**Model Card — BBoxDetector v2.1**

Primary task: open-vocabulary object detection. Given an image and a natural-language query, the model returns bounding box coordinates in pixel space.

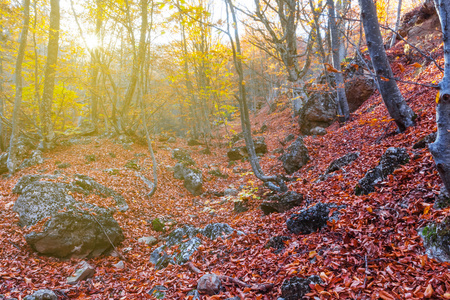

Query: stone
[186,290,201,300]
[172,148,194,165]
[173,163,203,196]
[281,275,322,300]
[113,261,125,269]
[326,152,359,174]
[187,138,203,146]
[20,150,44,169]
[67,261,96,285]
[57,162,71,169]
[435,185,450,209]
[413,132,437,149]
[253,137,268,155]
[234,200,249,213]
[150,246,173,269]
[284,134,295,143]
[419,216,450,263]
[201,223,241,240]
[343,58,376,112]
[356,147,409,195]
[224,188,238,196]
[138,236,158,246]
[310,127,327,136]
[227,147,244,161]
[148,285,168,299]
[208,168,228,179]
[23,289,57,300]
[0,153,8,175]
[298,90,337,135]
[152,218,165,232]
[261,191,304,215]
[287,202,330,234]
[173,237,202,264]
[124,158,140,170]
[197,273,222,295]
[265,236,291,253]
[278,137,310,174]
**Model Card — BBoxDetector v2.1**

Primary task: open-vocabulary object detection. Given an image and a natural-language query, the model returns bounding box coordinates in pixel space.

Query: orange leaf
[425,284,434,298]
[412,62,422,68]
[436,91,440,104]
[380,76,390,81]
[378,290,396,300]
[398,64,405,72]
[366,206,373,213]
[351,64,359,70]
[325,63,340,73]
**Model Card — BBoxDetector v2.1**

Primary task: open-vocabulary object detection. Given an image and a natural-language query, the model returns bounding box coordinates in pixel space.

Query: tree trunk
[40,0,60,149]
[7,0,30,173]
[327,0,350,121]
[430,0,450,193]
[90,0,102,129]
[389,0,403,49]
[359,0,415,132]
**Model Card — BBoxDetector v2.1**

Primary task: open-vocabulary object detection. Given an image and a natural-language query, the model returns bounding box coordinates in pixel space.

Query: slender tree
[359,0,415,132]
[40,0,60,149]
[327,0,350,120]
[430,0,450,194]
[7,0,30,173]
[389,0,403,49]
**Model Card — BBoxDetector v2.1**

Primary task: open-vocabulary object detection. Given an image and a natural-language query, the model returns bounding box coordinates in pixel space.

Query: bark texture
[430,0,450,193]
[359,0,415,132]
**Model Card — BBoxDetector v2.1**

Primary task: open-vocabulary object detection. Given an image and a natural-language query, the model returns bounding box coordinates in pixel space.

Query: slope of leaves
[1,44,450,299]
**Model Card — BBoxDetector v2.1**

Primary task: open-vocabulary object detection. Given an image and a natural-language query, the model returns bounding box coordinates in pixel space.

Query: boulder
[281,276,322,300]
[265,236,291,252]
[12,176,124,258]
[310,127,327,136]
[23,289,57,300]
[187,138,203,146]
[173,163,203,196]
[252,137,268,155]
[435,185,450,209]
[413,132,437,149]
[298,91,337,135]
[174,237,202,264]
[67,261,96,285]
[419,216,450,263]
[234,200,249,213]
[343,58,376,112]
[20,150,44,169]
[201,223,242,240]
[326,152,359,174]
[227,147,244,161]
[148,285,168,299]
[287,202,330,234]
[260,191,304,215]
[197,273,222,295]
[0,153,8,175]
[356,147,409,195]
[278,137,310,174]
[172,148,195,165]
[138,236,158,246]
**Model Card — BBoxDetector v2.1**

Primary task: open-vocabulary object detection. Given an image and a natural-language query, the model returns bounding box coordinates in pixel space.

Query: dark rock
[23,289,57,300]
[230,132,244,144]
[287,202,330,234]
[187,139,203,146]
[265,236,291,252]
[326,152,359,174]
[148,285,168,299]
[298,91,337,135]
[57,162,71,169]
[125,158,140,170]
[166,225,200,247]
[173,163,186,180]
[419,216,450,263]
[343,58,376,112]
[310,127,327,136]
[260,124,268,133]
[356,147,409,195]
[174,237,202,264]
[152,218,165,232]
[173,163,203,196]
[227,147,244,161]
[281,275,322,300]
[20,150,44,169]
[197,273,222,295]
[278,137,310,174]
[234,200,249,213]
[261,191,304,215]
[172,148,194,165]
[150,246,173,269]
[208,168,228,179]
[201,223,241,240]
[253,137,268,155]
[186,290,201,300]
[413,132,437,149]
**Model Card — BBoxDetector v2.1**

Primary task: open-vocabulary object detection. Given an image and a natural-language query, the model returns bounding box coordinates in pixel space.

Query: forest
[1,0,450,299]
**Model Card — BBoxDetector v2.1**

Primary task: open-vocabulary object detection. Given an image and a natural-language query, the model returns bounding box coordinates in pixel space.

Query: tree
[430,0,450,194]
[359,0,415,132]
[7,0,31,173]
[40,0,60,149]
[389,0,402,49]
[327,0,349,120]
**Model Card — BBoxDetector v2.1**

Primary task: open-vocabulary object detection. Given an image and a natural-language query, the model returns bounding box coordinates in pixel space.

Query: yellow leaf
[436,91,440,104]
[423,205,431,215]
[366,206,373,213]
[309,250,317,258]
[443,292,450,299]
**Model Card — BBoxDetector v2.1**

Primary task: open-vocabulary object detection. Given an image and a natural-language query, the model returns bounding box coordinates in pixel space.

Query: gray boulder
[20,150,44,169]
[281,276,322,300]
[173,163,203,196]
[197,273,222,295]
[261,191,304,215]
[298,91,337,135]
[278,137,310,174]
[413,132,437,149]
[23,289,57,300]
[326,152,359,174]
[287,202,330,234]
[356,147,409,195]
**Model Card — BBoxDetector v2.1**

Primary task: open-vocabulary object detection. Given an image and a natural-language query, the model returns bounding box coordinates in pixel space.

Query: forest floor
[1,44,450,299]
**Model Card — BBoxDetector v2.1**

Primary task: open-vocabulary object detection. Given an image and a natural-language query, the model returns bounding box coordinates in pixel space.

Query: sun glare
[84,34,99,49]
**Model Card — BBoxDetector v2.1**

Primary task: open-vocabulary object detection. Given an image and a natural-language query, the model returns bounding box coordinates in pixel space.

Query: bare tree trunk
[389,0,402,49]
[359,0,415,132]
[7,0,30,173]
[327,0,350,121]
[90,0,102,129]
[40,0,60,149]
[430,0,450,194]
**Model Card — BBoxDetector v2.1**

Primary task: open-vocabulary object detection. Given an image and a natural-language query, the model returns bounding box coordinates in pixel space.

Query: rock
[57,162,71,169]
[168,137,176,143]
[172,148,195,165]
[20,150,44,169]
[208,168,228,179]
[187,138,203,146]
[285,134,295,143]
[148,285,168,299]
[280,275,322,300]
[113,261,125,269]
[298,90,337,135]
[125,158,140,170]
[173,237,202,264]
[173,163,203,196]
[67,261,95,285]
[201,223,241,240]
[224,188,238,196]
[287,202,330,234]
[227,147,244,161]
[260,124,268,133]
[310,127,327,136]
[435,185,450,209]
[326,152,359,174]
[150,246,173,269]
[253,137,268,155]
[278,137,310,174]
[166,225,200,247]
[23,289,57,300]
[356,147,409,195]
[13,176,124,258]
[0,153,8,174]
[197,273,222,295]
[343,58,376,112]
[419,216,450,263]
[186,290,201,300]
[265,236,291,253]
[225,297,241,300]
[152,218,165,232]
[413,132,437,149]
[234,200,249,213]
[138,236,158,246]
[261,191,304,215]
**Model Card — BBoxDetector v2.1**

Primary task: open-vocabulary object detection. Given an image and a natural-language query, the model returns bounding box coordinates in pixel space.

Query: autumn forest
[1,0,450,299]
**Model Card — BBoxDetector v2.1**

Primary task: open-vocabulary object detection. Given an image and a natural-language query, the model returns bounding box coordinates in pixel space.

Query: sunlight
[84,34,99,49]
